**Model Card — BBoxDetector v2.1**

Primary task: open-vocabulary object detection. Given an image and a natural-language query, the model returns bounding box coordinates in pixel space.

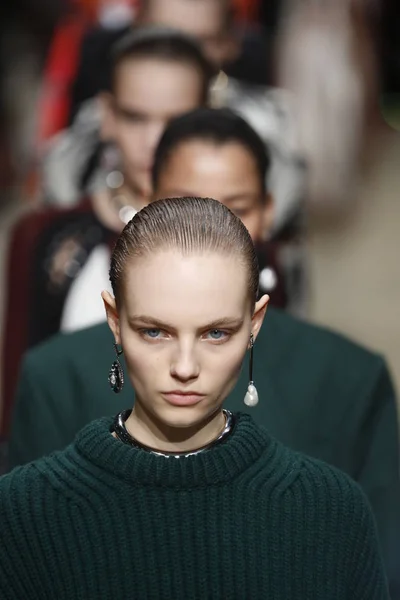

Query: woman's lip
[162,393,205,406]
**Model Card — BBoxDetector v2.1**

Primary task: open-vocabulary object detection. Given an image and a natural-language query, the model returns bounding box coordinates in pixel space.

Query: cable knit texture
[0,413,389,599]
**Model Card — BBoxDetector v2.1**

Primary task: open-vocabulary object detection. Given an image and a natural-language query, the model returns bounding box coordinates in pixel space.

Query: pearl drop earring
[244,333,259,407]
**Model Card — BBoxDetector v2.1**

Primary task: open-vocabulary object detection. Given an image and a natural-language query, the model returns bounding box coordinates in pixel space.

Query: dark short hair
[110,27,216,102]
[152,108,270,195]
[110,197,259,308]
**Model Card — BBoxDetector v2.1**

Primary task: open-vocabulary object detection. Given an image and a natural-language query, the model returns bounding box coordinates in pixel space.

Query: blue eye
[208,329,226,340]
[144,328,161,338]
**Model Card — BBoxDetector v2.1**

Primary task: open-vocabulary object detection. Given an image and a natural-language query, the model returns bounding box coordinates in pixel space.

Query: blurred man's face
[140,0,237,67]
[153,139,273,241]
[102,57,204,197]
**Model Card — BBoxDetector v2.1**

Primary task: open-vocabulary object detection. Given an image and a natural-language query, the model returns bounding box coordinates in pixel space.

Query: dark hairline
[154,135,268,197]
[110,28,216,95]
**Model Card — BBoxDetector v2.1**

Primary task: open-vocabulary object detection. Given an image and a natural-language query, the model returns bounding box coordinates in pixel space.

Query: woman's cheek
[207,343,247,379]
[125,347,163,380]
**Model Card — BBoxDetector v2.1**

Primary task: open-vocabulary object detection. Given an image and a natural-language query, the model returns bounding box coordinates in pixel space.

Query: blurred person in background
[96,0,137,29]
[149,107,286,309]
[276,0,378,212]
[68,0,270,123]
[0,0,68,176]
[8,108,400,594]
[34,0,274,154]
[43,0,303,233]
[276,0,400,398]
[1,28,214,436]
[0,0,69,470]
[41,0,306,316]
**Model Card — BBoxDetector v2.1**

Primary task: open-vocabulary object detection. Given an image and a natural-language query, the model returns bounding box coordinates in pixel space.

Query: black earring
[108,343,124,393]
[244,333,258,407]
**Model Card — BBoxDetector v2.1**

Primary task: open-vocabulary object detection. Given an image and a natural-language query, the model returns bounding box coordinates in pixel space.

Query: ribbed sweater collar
[73,413,279,488]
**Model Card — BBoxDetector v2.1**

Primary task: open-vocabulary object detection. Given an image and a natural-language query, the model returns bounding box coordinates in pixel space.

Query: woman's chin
[154,402,220,431]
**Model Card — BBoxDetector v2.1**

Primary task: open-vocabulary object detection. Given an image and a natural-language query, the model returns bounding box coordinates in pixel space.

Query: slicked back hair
[110,197,259,308]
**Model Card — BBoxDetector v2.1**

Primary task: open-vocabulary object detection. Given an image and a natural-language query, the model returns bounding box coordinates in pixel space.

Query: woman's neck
[123,404,227,454]
[91,183,147,233]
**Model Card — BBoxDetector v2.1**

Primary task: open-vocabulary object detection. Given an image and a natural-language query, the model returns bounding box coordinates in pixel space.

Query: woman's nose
[170,344,200,382]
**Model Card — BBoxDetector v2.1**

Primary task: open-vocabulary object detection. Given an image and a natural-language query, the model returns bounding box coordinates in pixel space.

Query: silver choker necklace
[110,409,236,458]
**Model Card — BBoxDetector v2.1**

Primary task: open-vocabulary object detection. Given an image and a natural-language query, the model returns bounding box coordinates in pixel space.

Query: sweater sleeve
[355,359,400,598]
[7,357,50,469]
[345,482,391,599]
[7,353,73,470]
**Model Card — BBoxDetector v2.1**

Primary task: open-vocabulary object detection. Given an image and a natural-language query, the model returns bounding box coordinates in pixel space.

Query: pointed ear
[98,92,116,142]
[262,193,275,240]
[251,294,269,343]
[101,290,121,344]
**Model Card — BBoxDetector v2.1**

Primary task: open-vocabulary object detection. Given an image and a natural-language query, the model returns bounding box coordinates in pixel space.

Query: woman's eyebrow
[128,315,172,329]
[203,318,244,329]
[128,315,243,330]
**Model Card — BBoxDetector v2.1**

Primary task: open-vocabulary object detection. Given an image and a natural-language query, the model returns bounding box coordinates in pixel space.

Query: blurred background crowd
[0,0,400,485]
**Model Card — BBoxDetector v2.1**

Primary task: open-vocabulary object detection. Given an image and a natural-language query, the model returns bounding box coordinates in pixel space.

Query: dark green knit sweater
[0,414,389,599]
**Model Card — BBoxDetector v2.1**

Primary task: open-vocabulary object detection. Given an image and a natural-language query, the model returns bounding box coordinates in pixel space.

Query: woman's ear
[101,290,121,344]
[251,294,269,342]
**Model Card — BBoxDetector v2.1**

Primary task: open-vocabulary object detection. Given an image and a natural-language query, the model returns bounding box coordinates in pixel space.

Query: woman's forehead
[122,250,250,322]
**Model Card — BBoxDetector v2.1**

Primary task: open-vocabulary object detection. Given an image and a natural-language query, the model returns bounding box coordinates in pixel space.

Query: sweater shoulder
[0,453,64,494]
[267,308,382,364]
[265,309,388,387]
[0,447,92,527]
[0,443,86,496]
[284,443,372,511]
[0,459,54,519]
[249,430,374,531]
[22,322,113,371]
[263,440,387,596]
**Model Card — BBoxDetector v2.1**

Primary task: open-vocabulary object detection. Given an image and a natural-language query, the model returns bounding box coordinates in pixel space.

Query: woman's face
[154,140,273,242]
[105,249,266,430]
[101,57,204,199]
